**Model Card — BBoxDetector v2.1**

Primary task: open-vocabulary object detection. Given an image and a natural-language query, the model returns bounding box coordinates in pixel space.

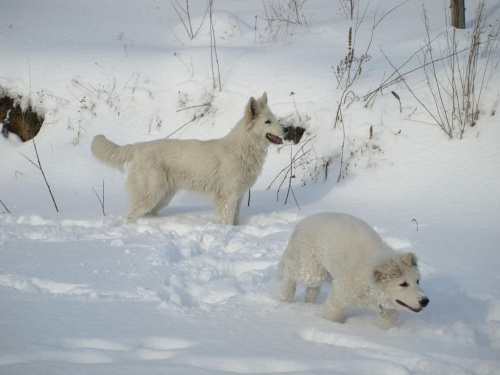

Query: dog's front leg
[232,195,244,225]
[377,308,399,329]
[324,288,348,323]
[215,194,238,225]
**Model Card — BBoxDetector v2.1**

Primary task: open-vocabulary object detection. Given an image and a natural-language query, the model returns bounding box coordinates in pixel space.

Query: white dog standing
[277,212,429,328]
[91,93,286,224]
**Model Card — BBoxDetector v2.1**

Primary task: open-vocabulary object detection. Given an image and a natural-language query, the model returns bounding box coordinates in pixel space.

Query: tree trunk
[450,0,465,29]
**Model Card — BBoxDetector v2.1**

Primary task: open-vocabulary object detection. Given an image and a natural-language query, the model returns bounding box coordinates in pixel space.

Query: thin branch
[92,180,105,216]
[374,0,410,29]
[0,199,11,214]
[165,113,204,139]
[412,218,419,231]
[209,0,222,91]
[380,48,447,135]
[19,151,41,170]
[364,37,497,105]
[283,145,300,209]
[266,137,314,191]
[176,103,211,112]
[21,140,59,212]
[33,140,59,212]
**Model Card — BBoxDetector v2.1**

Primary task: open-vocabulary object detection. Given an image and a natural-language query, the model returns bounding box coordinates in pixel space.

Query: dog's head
[373,252,429,313]
[244,92,286,145]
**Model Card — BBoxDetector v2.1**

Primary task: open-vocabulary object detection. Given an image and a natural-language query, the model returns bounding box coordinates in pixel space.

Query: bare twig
[267,137,314,210]
[176,103,211,112]
[338,0,359,20]
[491,91,500,116]
[380,48,444,134]
[20,140,59,212]
[171,0,209,40]
[334,7,376,182]
[283,145,300,209]
[378,1,500,138]
[364,32,498,108]
[209,0,222,91]
[0,199,11,214]
[412,218,419,231]
[260,0,310,43]
[374,0,409,28]
[165,113,204,139]
[92,180,105,216]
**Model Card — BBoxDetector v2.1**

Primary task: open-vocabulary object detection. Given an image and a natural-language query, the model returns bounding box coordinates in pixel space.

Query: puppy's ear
[373,260,402,284]
[257,92,268,107]
[402,252,418,267]
[245,96,260,121]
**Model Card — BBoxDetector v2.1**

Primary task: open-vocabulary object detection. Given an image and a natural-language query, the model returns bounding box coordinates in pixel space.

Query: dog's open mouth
[266,133,283,145]
[396,300,422,313]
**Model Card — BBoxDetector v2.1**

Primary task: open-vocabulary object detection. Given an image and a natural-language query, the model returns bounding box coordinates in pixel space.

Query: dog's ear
[257,92,268,107]
[245,96,261,121]
[373,260,402,284]
[402,252,418,267]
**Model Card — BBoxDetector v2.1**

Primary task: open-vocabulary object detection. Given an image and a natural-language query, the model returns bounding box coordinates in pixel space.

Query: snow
[1,0,499,374]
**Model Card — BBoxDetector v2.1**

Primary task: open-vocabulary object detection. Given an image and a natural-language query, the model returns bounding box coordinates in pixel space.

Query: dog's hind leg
[305,286,321,303]
[148,189,176,216]
[126,165,167,222]
[280,275,297,302]
[126,190,163,222]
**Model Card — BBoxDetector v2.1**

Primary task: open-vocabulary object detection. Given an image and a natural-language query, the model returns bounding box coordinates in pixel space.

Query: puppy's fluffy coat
[278,212,429,328]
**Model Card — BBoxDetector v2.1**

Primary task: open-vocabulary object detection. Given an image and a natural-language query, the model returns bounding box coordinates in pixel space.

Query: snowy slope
[1,1,499,374]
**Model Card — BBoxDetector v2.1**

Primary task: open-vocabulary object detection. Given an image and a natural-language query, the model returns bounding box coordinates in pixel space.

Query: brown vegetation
[1,95,44,141]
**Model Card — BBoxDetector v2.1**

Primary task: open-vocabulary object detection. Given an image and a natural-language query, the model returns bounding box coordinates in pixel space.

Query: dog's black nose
[420,297,430,307]
[283,126,290,134]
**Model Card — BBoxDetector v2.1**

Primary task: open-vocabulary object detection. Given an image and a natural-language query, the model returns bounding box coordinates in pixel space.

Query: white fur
[277,212,429,328]
[91,93,285,224]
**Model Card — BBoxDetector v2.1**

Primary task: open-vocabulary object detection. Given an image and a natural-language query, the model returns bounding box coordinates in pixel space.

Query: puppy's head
[374,252,429,313]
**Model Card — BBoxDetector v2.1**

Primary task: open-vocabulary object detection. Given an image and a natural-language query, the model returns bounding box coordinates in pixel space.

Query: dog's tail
[276,257,285,281]
[91,135,136,170]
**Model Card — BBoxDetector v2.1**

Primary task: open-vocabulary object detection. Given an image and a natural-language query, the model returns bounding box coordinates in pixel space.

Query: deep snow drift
[1,1,499,374]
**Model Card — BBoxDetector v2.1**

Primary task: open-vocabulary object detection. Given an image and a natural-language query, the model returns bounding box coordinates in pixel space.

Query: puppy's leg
[305,286,321,303]
[324,287,347,323]
[377,309,399,329]
[280,274,296,302]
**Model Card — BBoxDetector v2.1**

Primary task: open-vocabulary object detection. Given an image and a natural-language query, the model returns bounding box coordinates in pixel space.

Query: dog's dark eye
[417,280,420,285]
[265,120,271,124]
[400,282,408,287]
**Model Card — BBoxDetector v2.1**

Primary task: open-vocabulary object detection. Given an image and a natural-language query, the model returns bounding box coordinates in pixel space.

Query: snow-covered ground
[1,1,499,374]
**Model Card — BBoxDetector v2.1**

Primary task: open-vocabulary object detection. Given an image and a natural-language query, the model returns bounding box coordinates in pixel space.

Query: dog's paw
[324,309,346,323]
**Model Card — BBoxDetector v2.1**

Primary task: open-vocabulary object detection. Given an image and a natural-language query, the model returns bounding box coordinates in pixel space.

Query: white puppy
[278,212,429,328]
[91,93,286,224]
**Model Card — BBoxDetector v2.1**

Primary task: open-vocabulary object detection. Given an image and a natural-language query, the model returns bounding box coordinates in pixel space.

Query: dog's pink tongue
[268,134,283,144]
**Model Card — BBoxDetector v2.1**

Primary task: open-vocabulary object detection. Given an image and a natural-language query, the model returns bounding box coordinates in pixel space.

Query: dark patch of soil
[284,126,306,144]
[1,95,44,141]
